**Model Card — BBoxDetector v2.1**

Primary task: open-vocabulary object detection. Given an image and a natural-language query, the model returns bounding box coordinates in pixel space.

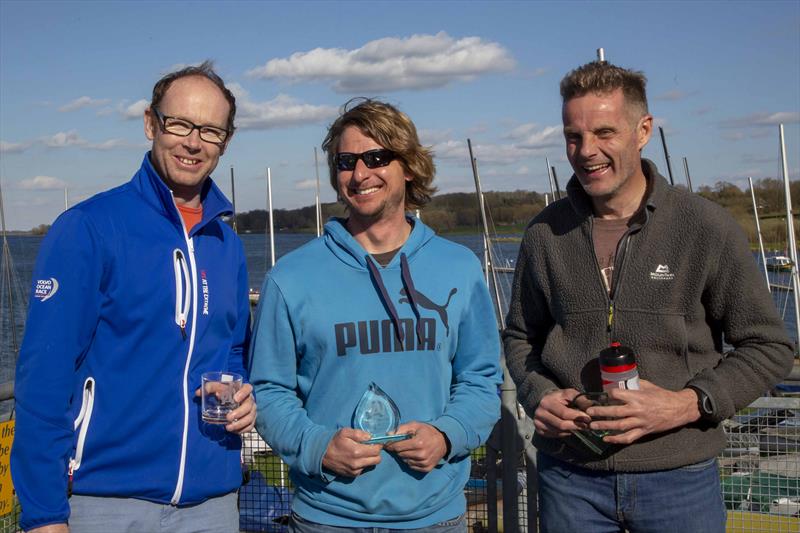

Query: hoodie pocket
[69,377,96,482]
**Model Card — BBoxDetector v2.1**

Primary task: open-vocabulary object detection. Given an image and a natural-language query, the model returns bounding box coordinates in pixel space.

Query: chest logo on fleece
[34,277,59,302]
[650,264,675,281]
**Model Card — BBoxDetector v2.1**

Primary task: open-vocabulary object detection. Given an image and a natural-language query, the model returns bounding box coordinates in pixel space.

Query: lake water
[1,231,797,416]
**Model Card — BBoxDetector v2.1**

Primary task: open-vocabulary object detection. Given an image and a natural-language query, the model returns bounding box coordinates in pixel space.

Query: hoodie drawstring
[173,249,191,339]
[366,257,406,344]
[365,253,424,346]
[399,253,424,343]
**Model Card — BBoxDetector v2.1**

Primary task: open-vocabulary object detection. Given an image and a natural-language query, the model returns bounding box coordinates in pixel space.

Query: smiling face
[336,125,411,229]
[563,88,652,216]
[144,76,231,206]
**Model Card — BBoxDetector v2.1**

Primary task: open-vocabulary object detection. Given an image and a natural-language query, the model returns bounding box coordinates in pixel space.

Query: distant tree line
[232,190,546,235]
[694,177,799,249]
[232,178,797,247]
[26,179,798,247]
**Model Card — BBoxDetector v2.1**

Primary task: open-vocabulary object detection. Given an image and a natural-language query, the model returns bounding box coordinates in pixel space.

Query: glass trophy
[353,382,413,444]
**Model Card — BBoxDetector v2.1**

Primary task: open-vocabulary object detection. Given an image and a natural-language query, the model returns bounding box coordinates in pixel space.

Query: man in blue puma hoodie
[12,62,255,533]
[249,99,502,531]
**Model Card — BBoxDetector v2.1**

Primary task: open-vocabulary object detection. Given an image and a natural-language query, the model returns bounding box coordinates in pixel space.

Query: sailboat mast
[266,168,275,268]
[659,127,675,186]
[0,179,19,356]
[778,125,800,353]
[230,166,238,234]
[545,157,556,200]
[748,177,770,291]
[314,147,322,237]
[682,157,694,193]
[467,139,505,329]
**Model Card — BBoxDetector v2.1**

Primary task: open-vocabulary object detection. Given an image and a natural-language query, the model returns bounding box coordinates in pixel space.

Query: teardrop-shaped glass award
[353,382,412,444]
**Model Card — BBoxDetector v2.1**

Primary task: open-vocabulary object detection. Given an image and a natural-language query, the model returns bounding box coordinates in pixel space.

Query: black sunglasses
[335,149,398,171]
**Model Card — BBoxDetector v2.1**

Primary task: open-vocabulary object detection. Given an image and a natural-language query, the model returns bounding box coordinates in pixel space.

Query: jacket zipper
[170,200,199,505]
[589,216,634,341]
[173,250,191,339]
[606,234,632,338]
[68,377,96,494]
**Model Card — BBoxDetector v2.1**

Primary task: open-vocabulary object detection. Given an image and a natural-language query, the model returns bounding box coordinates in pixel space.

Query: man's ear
[637,114,653,151]
[144,106,156,141]
[220,131,233,155]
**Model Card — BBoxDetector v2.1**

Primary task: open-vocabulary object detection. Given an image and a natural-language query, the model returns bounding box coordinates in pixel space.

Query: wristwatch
[688,386,714,421]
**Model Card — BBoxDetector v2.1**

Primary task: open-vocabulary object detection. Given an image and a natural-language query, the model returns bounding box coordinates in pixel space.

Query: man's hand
[533,388,588,438]
[384,422,446,472]
[586,380,700,444]
[28,524,69,533]
[194,383,257,435]
[226,383,256,434]
[322,428,383,477]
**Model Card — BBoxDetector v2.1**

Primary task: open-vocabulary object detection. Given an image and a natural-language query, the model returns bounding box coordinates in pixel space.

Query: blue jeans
[68,492,239,533]
[537,452,726,533]
[288,512,466,532]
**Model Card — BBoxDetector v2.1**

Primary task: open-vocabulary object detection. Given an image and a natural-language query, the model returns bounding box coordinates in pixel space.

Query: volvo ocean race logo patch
[34,278,59,301]
[200,270,209,315]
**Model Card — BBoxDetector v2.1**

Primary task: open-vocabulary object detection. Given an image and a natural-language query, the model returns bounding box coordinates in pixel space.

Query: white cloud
[42,130,88,148]
[434,139,532,166]
[0,140,31,154]
[120,99,149,120]
[294,179,318,190]
[721,111,800,128]
[59,96,111,112]
[504,123,562,149]
[653,90,692,102]
[38,131,143,151]
[230,85,338,130]
[721,132,747,141]
[418,128,453,145]
[86,139,146,151]
[18,175,67,190]
[247,31,515,93]
[431,140,470,161]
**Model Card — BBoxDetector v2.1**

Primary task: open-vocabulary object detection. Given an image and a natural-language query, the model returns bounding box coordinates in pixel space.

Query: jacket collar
[323,215,436,270]
[566,158,669,220]
[131,152,233,235]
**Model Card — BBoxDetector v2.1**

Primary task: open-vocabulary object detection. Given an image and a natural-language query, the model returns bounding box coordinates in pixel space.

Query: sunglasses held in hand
[335,149,398,171]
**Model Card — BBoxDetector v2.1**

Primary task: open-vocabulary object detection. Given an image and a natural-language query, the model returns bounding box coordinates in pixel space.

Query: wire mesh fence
[720,396,800,533]
[1,395,798,532]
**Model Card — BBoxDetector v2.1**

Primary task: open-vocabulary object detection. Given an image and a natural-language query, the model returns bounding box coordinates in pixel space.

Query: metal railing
[1,393,798,533]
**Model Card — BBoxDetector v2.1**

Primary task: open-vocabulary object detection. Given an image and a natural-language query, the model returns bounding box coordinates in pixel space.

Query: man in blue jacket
[12,61,255,533]
[249,99,502,532]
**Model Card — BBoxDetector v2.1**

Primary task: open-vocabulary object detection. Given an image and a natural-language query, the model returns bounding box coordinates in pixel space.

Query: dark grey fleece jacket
[503,159,794,472]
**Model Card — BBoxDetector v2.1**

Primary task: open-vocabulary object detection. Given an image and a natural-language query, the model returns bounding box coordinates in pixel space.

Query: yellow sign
[0,421,14,516]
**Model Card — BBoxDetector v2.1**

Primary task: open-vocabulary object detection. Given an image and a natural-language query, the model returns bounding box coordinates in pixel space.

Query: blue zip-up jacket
[12,154,251,531]
[249,217,501,528]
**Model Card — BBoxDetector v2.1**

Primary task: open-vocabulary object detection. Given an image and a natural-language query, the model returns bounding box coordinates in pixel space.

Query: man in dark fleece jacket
[503,60,794,533]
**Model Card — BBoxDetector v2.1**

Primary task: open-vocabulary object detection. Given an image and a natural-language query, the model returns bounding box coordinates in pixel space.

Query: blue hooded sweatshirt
[12,154,251,531]
[249,217,501,528]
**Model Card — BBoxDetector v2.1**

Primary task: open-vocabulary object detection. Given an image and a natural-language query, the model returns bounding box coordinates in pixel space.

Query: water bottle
[599,342,640,391]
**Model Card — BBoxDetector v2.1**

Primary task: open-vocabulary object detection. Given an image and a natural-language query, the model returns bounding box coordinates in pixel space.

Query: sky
[1,0,798,231]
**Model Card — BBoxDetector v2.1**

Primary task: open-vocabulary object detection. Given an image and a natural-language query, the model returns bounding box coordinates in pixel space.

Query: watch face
[701,395,713,415]
[698,391,713,416]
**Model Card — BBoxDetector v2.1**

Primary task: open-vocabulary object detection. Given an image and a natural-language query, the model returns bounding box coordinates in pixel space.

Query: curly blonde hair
[321,98,436,210]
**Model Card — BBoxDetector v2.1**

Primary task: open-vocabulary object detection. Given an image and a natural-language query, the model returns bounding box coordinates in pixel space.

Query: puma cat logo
[399,287,458,336]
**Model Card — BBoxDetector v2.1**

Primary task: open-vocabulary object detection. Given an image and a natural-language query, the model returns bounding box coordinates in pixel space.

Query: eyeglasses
[335,149,398,171]
[151,107,230,145]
